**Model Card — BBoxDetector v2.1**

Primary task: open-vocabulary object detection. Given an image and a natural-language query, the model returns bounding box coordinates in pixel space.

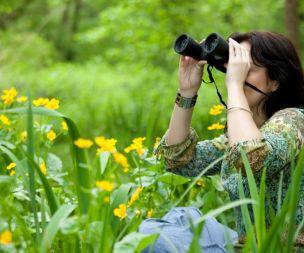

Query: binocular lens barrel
[174,34,203,61]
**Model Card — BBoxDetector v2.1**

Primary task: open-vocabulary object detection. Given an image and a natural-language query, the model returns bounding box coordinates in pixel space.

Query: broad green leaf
[113,232,159,253]
[158,172,190,185]
[99,151,111,175]
[110,183,133,236]
[40,204,76,253]
[46,153,63,173]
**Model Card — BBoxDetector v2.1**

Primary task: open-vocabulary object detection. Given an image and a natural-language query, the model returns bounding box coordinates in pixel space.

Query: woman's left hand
[225,38,251,90]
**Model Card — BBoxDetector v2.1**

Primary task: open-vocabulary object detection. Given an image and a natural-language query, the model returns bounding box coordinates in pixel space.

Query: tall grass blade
[277,170,284,212]
[39,204,76,253]
[258,168,266,246]
[285,147,304,252]
[240,149,264,246]
[237,172,257,253]
[26,99,40,243]
[26,155,59,215]
[174,155,225,207]
[191,198,255,227]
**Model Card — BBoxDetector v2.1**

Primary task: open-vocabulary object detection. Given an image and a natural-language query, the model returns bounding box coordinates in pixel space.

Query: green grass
[0,94,303,253]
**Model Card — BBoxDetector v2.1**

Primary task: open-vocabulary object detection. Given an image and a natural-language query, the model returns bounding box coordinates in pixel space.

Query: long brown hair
[230,31,304,118]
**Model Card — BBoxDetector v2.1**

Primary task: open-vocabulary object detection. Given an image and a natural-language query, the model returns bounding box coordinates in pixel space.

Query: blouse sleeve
[225,108,304,177]
[154,128,227,177]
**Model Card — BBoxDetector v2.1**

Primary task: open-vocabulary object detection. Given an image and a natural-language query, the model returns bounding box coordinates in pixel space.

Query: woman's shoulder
[271,107,304,118]
[262,107,304,133]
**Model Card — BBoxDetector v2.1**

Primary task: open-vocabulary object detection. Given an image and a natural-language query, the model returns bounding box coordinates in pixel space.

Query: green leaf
[209,175,225,191]
[158,172,190,185]
[113,232,159,253]
[99,151,111,175]
[40,204,76,253]
[0,145,29,191]
[0,175,15,197]
[46,153,63,173]
[110,183,133,235]
[26,155,59,215]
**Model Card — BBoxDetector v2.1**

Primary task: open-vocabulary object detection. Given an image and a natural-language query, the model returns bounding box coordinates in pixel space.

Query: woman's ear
[269,80,279,92]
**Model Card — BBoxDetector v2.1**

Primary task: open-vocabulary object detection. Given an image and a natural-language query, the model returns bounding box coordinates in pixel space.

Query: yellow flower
[209,104,224,116]
[113,152,130,172]
[135,209,141,216]
[33,98,49,107]
[207,122,225,130]
[0,115,10,126]
[20,131,28,141]
[45,98,60,110]
[16,96,28,103]
[47,130,57,141]
[124,137,146,156]
[128,187,143,207]
[61,121,68,131]
[95,136,117,154]
[0,230,12,245]
[9,170,15,176]
[6,163,16,170]
[74,138,93,149]
[40,162,46,175]
[1,88,17,105]
[153,137,161,149]
[147,208,153,218]
[113,204,127,219]
[96,180,114,192]
[196,179,205,188]
[104,196,110,203]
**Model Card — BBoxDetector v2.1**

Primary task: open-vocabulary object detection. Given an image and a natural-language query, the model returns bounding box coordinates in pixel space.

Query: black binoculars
[174,33,229,73]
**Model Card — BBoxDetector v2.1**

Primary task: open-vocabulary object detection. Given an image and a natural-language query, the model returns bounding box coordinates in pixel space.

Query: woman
[139,32,304,252]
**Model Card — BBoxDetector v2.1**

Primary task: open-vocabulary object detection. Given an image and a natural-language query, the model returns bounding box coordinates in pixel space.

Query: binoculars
[174,33,229,73]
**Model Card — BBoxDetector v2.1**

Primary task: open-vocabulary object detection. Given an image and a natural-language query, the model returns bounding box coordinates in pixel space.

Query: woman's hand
[225,38,251,91]
[178,55,207,97]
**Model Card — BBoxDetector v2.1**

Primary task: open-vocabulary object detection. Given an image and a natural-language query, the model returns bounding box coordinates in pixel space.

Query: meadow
[0,88,303,252]
[0,0,304,252]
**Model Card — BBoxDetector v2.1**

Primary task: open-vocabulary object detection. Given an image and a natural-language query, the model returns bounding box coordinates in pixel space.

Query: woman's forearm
[166,102,194,145]
[227,87,262,146]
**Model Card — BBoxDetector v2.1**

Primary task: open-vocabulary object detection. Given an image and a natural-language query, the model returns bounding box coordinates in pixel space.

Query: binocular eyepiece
[174,33,229,73]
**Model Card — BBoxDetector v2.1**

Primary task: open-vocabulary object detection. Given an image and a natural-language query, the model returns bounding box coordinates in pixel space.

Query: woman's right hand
[178,55,207,97]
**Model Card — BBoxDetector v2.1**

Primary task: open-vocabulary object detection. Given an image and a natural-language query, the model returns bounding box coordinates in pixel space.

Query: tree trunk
[285,0,300,54]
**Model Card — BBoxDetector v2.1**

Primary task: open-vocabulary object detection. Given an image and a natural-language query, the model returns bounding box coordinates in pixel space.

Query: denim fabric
[139,207,238,253]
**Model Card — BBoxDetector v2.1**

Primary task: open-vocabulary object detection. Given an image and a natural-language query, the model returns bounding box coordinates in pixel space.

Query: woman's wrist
[178,88,198,98]
[227,85,244,96]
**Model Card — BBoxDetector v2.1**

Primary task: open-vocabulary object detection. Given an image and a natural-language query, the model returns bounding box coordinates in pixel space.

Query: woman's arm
[166,55,207,145]
[225,38,262,146]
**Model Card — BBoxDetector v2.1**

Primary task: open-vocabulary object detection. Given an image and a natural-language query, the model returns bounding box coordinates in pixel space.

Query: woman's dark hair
[230,31,304,118]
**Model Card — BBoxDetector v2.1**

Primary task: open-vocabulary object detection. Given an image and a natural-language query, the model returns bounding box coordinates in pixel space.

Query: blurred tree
[285,0,300,53]
[0,0,32,28]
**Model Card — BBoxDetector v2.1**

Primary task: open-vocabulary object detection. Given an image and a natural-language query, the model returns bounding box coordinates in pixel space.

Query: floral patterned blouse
[155,108,304,236]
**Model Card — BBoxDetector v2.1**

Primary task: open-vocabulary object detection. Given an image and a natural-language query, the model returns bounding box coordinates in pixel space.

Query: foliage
[0,1,304,252]
[0,89,303,252]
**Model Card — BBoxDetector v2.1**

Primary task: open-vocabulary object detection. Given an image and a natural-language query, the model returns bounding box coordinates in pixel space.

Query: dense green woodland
[0,0,303,146]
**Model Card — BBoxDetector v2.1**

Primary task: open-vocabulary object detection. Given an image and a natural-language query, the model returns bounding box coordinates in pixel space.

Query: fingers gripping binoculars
[174,33,229,73]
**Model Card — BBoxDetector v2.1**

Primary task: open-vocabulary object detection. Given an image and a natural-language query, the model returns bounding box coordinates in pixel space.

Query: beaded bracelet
[227,106,253,116]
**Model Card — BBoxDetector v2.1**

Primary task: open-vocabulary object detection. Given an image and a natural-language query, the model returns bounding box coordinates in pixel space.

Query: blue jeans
[139,207,238,253]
